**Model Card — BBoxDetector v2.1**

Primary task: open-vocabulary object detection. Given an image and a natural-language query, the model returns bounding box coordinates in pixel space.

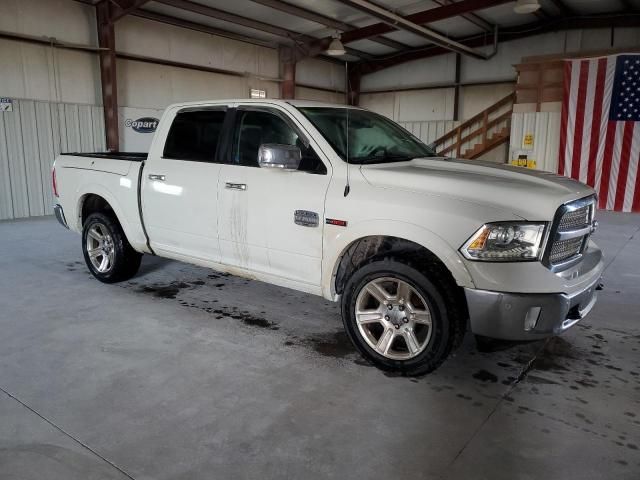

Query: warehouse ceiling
[81,0,640,70]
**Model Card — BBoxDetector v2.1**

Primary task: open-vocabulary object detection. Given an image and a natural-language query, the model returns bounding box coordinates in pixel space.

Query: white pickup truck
[53,99,604,375]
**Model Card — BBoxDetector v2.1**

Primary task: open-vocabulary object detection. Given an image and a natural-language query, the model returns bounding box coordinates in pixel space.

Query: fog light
[524,307,541,331]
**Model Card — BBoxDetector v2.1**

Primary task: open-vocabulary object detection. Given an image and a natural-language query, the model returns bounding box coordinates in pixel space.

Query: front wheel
[82,212,142,283]
[342,258,461,375]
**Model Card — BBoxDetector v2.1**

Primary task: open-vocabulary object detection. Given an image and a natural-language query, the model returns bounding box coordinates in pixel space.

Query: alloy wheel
[355,277,433,360]
[86,223,115,273]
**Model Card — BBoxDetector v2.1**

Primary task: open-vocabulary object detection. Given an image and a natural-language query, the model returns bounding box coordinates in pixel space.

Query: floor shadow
[137,255,174,276]
[474,335,539,353]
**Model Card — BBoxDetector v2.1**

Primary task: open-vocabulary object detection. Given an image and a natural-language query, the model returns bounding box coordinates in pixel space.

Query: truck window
[163,110,226,162]
[231,110,326,174]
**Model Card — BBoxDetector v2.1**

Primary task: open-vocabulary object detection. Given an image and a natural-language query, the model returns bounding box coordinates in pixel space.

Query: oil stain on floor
[129,278,279,329]
[121,269,358,360]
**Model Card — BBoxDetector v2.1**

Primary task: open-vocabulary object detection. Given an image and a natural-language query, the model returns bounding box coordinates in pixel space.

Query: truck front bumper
[53,204,69,229]
[464,245,604,341]
[465,277,601,340]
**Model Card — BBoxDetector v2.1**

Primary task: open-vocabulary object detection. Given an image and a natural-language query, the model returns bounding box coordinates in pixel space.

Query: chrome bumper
[53,204,69,229]
[465,276,602,341]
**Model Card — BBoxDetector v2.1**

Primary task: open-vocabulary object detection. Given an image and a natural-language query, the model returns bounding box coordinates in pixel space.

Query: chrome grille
[558,205,591,232]
[545,196,596,270]
[549,237,584,263]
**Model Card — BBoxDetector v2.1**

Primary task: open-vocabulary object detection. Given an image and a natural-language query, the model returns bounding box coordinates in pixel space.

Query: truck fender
[321,219,475,300]
[74,183,146,252]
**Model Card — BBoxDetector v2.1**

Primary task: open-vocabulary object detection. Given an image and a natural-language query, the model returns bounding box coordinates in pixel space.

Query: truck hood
[360,157,595,220]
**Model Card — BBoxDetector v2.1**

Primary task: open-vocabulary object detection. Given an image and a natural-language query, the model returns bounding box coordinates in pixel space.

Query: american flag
[559,54,640,212]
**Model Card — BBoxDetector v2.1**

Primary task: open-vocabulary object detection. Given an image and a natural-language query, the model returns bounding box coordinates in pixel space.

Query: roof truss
[86,0,640,71]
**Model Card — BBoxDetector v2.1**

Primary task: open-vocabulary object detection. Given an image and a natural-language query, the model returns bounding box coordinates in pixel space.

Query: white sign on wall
[119,107,164,152]
[0,98,13,112]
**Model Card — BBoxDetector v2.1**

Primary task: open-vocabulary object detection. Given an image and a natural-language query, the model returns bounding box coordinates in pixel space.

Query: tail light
[52,167,58,197]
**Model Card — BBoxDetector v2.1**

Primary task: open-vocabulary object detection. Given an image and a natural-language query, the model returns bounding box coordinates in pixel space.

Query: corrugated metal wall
[509,111,561,172]
[398,120,460,147]
[0,99,105,220]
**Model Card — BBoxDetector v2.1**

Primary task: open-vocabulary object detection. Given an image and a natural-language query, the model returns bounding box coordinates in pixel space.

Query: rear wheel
[82,212,141,283]
[342,257,461,375]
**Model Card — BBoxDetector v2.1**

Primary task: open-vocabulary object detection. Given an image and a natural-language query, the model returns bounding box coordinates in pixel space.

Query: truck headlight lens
[461,223,547,261]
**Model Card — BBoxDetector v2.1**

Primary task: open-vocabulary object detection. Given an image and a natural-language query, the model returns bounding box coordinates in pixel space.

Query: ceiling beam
[131,12,351,64]
[250,0,352,31]
[358,13,640,74]
[153,0,373,59]
[131,9,277,48]
[337,0,492,59]
[107,0,151,23]
[338,0,512,45]
[154,0,311,41]
[247,0,409,50]
[432,0,494,32]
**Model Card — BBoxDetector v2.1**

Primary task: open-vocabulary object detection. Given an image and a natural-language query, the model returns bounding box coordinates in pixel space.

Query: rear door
[217,105,331,290]
[141,106,228,261]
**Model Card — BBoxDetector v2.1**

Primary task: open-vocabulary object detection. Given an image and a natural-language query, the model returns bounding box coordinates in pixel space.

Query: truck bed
[61,152,148,161]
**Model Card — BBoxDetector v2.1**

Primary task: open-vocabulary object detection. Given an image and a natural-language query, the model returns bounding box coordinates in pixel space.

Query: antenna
[344,60,351,197]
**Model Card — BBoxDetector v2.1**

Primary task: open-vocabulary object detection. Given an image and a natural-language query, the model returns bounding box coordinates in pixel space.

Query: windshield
[298,107,435,164]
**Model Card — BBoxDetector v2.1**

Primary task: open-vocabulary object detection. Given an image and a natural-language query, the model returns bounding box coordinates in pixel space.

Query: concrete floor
[0,212,639,480]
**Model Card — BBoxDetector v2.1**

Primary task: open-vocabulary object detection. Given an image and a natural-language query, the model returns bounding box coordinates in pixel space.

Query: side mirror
[258,144,301,171]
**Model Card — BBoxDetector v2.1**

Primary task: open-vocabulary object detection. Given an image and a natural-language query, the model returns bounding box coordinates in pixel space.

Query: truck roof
[165,98,364,111]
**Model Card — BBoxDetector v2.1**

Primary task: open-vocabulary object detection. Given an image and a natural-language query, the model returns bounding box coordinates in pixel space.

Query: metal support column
[280,46,296,99]
[453,53,461,121]
[96,1,119,151]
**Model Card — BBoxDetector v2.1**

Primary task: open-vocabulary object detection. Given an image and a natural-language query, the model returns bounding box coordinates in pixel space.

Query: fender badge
[294,210,319,227]
[326,218,348,227]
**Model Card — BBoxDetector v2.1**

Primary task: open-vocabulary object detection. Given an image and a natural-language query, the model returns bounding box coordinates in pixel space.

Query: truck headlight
[461,222,547,261]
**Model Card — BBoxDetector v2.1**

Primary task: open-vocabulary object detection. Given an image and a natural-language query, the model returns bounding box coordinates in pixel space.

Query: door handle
[225,182,247,191]
[148,174,166,181]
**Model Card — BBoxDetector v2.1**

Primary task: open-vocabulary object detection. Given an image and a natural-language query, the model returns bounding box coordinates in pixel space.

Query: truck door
[217,106,331,290]
[141,107,227,261]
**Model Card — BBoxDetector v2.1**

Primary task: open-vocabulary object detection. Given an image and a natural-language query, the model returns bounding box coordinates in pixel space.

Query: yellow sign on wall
[523,133,534,148]
[511,156,537,169]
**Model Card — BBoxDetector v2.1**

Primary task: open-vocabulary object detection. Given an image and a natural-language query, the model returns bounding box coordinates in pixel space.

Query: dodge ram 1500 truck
[52,99,604,375]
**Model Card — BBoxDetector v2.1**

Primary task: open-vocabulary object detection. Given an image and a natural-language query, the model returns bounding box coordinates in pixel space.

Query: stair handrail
[438,110,512,157]
[431,91,515,156]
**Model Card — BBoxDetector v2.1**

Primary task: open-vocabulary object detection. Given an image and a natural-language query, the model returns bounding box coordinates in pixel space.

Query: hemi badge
[326,218,348,227]
[294,210,319,227]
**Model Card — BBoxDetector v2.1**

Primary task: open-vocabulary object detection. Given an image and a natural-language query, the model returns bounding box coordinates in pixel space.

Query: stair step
[468,136,510,159]
[488,129,509,141]
[463,143,484,158]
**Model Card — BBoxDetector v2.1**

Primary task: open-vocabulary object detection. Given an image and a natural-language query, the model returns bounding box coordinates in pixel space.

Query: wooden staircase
[431,92,515,159]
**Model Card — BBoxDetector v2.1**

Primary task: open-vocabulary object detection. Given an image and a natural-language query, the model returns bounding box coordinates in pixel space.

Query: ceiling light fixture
[514,0,541,14]
[326,33,346,56]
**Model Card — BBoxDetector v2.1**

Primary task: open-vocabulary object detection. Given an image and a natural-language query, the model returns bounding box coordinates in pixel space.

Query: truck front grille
[558,205,591,232]
[544,196,596,271]
[549,237,585,264]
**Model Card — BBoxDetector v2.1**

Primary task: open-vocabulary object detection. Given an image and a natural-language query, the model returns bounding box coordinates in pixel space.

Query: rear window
[163,110,226,162]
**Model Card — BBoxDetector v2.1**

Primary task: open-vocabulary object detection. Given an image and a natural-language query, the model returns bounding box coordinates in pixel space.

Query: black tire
[341,257,465,376]
[82,212,142,283]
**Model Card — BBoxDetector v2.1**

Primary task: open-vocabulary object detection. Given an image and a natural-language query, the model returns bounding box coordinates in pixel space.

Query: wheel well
[334,236,460,296]
[80,194,114,226]
[335,235,469,349]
